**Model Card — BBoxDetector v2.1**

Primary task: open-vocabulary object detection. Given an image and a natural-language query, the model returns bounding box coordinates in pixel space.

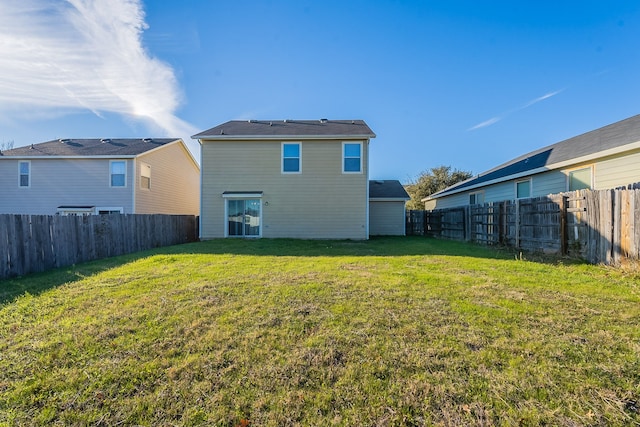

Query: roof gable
[431,114,640,198]
[0,138,180,157]
[192,119,376,140]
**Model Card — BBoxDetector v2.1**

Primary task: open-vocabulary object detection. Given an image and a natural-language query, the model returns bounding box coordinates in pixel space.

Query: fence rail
[407,188,640,265]
[0,214,199,279]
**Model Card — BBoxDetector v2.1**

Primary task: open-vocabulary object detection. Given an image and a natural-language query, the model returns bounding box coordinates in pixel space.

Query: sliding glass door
[227,199,261,237]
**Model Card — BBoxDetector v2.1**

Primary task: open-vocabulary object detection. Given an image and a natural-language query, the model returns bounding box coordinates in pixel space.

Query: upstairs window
[140,163,151,189]
[343,142,362,173]
[516,179,531,199]
[110,160,126,187]
[19,161,30,188]
[282,143,301,173]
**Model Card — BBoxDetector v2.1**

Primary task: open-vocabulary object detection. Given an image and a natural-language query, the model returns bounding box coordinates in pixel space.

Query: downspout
[198,140,203,240]
[365,139,370,239]
[131,158,136,214]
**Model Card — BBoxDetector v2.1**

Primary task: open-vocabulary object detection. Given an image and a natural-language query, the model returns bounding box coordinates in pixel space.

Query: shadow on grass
[0,236,581,305]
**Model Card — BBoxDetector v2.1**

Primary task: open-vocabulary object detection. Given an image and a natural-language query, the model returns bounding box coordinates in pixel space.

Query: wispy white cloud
[468,116,501,131]
[521,90,564,109]
[468,89,564,131]
[0,0,198,141]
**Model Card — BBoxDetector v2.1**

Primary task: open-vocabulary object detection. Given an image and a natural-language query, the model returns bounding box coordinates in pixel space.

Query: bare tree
[0,140,15,152]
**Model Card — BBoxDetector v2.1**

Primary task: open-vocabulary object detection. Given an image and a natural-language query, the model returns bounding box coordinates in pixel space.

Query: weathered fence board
[0,214,198,280]
[409,188,640,265]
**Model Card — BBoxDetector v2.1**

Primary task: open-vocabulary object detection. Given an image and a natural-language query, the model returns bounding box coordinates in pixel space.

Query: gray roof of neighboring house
[0,138,180,157]
[429,113,640,199]
[192,119,376,139]
[369,180,410,200]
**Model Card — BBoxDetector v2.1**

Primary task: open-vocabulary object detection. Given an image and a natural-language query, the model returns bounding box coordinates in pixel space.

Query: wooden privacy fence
[407,188,640,265]
[0,214,199,279]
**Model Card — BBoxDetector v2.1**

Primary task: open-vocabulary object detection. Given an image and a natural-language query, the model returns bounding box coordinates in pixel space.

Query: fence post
[515,199,520,249]
[560,195,568,255]
[463,206,470,241]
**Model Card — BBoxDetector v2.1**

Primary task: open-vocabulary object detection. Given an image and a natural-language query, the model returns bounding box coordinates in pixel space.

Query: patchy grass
[0,237,639,426]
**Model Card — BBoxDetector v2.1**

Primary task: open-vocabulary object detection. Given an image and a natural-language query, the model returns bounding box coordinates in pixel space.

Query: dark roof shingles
[369,180,410,199]
[192,119,375,138]
[0,138,177,157]
[436,114,640,196]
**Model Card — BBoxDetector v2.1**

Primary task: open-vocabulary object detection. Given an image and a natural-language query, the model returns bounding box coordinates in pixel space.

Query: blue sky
[1,1,639,183]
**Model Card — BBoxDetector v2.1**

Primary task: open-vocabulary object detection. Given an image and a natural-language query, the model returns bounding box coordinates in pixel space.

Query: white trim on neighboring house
[96,207,124,214]
[469,191,485,205]
[565,165,594,191]
[57,206,95,216]
[515,178,532,199]
[18,160,31,188]
[109,160,127,188]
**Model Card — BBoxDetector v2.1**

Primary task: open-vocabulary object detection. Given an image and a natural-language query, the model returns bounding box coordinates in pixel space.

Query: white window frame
[18,160,30,188]
[281,142,302,174]
[515,179,531,199]
[97,207,124,215]
[469,191,484,205]
[222,193,263,238]
[140,162,151,189]
[566,166,593,191]
[342,142,363,174]
[56,207,96,216]
[110,160,127,188]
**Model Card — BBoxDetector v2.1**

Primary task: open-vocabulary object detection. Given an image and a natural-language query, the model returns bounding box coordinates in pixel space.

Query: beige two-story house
[192,119,376,239]
[0,138,199,216]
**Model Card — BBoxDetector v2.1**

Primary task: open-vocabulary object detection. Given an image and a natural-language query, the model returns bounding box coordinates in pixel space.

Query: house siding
[595,150,640,189]
[135,142,200,215]
[430,150,640,210]
[369,201,405,235]
[200,139,369,239]
[0,158,133,215]
[532,170,566,195]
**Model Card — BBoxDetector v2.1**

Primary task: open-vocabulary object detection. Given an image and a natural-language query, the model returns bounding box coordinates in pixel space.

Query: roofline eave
[192,134,375,141]
[425,139,640,200]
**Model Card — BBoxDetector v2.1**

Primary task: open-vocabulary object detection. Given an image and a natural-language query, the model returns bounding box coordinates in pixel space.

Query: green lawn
[1,237,639,426]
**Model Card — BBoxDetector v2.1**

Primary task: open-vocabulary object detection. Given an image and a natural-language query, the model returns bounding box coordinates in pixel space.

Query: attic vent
[269,122,273,126]
[58,138,70,143]
[220,130,225,135]
[320,118,328,123]
[100,138,111,143]
[30,144,34,149]
[142,138,152,143]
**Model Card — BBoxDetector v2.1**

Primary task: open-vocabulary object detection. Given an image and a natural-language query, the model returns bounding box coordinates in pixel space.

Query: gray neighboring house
[425,114,640,209]
[0,138,200,216]
[369,180,410,236]
[193,119,377,239]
